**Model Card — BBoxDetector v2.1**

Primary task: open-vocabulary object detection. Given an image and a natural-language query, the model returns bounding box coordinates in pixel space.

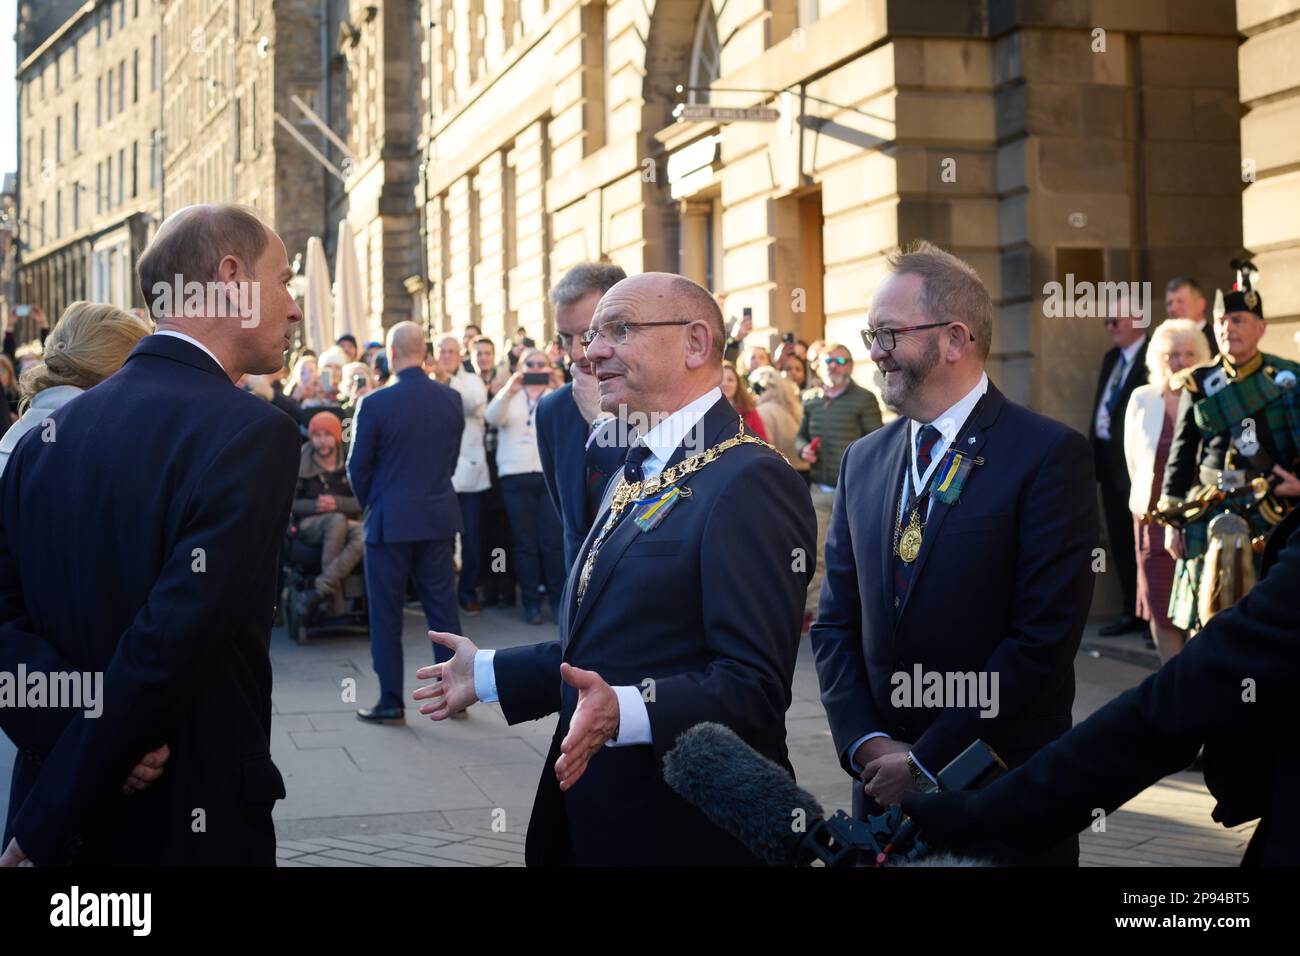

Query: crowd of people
[2,200,1298,868]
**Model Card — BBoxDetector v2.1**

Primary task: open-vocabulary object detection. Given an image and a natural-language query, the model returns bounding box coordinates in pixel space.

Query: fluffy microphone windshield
[662,722,825,866]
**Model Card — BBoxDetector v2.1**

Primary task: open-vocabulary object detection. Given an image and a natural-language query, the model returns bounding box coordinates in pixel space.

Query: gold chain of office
[575,417,773,605]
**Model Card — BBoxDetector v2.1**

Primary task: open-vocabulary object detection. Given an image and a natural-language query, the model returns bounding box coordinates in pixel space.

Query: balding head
[584,272,725,418]
[134,202,300,380]
[138,204,270,318]
[387,321,427,372]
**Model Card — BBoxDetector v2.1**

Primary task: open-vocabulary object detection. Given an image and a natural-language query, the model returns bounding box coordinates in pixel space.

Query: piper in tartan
[1157,270,1300,631]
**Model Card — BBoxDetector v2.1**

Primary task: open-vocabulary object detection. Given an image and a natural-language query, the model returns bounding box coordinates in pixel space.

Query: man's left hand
[554,663,619,792]
[1272,465,1300,497]
[861,751,917,807]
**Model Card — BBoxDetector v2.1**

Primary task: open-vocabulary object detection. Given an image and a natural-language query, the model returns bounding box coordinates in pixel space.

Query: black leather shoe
[1098,614,1146,636]
[356,704,406,724]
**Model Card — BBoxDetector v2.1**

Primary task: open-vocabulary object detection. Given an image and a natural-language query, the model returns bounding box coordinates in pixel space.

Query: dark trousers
[479,480,517,605]
[499,472,566,612]
[365,538,460,709]
[1097,451,1138,617]
[457,491,483,605]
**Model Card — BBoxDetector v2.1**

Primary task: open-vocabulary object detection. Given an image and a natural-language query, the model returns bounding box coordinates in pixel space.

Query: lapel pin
[967,437,976,445]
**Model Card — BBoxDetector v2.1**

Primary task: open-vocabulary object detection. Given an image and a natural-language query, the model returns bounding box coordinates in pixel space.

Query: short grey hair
[887,240,993,360]
[138,203,270,317]
[549,262,627,307]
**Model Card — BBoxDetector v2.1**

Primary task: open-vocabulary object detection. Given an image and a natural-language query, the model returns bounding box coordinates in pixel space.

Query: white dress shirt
[1093,337,1144,441]
[154,329,228,377]
[473,387,725,748]
[848,372,989,783]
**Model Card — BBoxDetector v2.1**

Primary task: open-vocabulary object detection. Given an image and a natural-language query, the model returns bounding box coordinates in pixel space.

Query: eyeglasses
[579,320,692,349]
[860,321,973,353]
[823,356,850,366]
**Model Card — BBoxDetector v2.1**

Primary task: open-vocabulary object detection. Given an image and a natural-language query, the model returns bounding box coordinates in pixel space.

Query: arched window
[687,1,720,104]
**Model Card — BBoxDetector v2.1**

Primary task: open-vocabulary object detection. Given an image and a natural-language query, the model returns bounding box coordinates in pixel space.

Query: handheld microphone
[663,723,1006,866]
[661,722,825,866]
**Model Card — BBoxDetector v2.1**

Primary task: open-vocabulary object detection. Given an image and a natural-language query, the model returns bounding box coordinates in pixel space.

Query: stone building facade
[15,0,162,319]
[1239,0,1300,354]
[11,0,1299,430]
[160,0,329,286]
[326,0,424,343]
[415,0,1265,435]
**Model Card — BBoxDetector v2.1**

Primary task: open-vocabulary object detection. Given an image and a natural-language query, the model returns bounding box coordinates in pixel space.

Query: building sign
[676,105,780,123]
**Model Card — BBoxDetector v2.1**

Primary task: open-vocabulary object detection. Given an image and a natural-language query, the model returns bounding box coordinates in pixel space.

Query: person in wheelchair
[291,412,365,623]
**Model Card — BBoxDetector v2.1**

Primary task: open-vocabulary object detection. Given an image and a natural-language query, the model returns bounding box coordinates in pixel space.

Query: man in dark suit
[904,505,1300,866]
[347,322,464,724]
[0,203,302,865]
[811,241,1098,866]
[536,262,629,570]
[1165,276,1218,358]
[1090,298,1149,636]
[412,273,816,865]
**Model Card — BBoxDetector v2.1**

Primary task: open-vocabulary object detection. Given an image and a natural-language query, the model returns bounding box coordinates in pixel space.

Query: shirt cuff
[473,649,499,703]
[847,731,891,774]
[605,685,652,747]
[908,750,937,786]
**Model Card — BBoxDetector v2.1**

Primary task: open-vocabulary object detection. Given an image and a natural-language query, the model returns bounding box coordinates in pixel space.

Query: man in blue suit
[347,322,464,724]
[536,262,629,570]
[0,203,302,865]
[411,273,817,865]
[811,242,1098,866]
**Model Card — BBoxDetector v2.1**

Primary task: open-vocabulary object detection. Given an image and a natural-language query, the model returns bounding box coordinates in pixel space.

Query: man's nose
[869,338,888,364]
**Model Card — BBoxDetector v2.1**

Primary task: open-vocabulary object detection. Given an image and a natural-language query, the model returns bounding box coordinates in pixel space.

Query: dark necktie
[1104,353,1129,417]
[894,423,942,611]
[623,443,653,484]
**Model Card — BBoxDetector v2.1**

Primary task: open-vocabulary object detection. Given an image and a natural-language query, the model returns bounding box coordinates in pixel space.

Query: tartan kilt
[1168,502,1270,631]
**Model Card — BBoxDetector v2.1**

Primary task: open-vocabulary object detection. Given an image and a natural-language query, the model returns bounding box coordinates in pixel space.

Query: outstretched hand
[554,663,620,792]
[414,631,480,719]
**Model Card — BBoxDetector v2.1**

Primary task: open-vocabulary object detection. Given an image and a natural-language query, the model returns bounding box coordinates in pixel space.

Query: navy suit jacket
[1089,339,1149,491]
[535,382,627,569]
[0,334,300,865]
[904,503,1300,866]
[493,396,817,865]
[811,382,1098,838]
[347,366,464,544]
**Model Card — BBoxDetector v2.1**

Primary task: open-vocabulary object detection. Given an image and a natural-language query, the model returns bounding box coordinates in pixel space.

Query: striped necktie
[894,423,941,611]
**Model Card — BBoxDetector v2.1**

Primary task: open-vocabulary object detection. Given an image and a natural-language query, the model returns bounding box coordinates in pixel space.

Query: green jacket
[796,380,883,486]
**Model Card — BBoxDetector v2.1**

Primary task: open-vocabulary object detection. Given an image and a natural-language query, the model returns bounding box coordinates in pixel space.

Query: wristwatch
[906,752,936,793]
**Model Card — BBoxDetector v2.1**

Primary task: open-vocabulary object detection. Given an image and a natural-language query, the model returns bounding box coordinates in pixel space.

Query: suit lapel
[898,384,1007,619]
[562,398,738,653]
[877,424,908,636]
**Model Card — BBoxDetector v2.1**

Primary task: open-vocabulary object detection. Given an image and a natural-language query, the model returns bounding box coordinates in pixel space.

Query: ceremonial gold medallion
[898,522,922,563]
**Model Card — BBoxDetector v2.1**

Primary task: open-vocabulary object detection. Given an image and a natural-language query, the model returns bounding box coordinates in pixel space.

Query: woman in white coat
[484,348,566,625]
[0,302,150,478]
[1123,319,1210,661]
[434,335,492,615]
